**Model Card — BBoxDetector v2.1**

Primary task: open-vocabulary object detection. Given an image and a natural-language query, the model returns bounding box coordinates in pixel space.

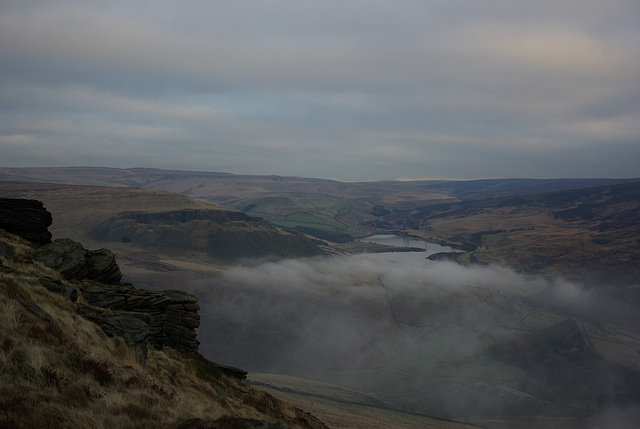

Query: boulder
[33,238,88,279]
[0,198,52,246]
[33,238,122,282]
[86,248,122,283]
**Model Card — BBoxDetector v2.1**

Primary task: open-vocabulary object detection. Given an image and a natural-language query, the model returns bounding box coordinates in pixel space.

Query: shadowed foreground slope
[0,199,327,429]
[0,198,477,429]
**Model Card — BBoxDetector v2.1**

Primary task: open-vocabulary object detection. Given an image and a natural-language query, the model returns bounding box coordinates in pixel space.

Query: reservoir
[356,234,461,266]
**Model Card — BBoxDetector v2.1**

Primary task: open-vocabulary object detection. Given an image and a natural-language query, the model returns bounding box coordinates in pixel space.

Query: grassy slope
[0,181,222,245]
[0,167,456,239]
[385,178,640,201]
[0,230,326,429]
[0,181,322,271]
[410,181,640,285]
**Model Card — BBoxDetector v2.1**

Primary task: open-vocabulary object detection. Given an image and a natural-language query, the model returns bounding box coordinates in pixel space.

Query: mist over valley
[2,168,640,428]
[2,2,639,426]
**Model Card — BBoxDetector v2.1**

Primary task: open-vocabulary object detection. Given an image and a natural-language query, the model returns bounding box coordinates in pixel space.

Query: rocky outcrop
[32,237,200,358]
[86,248,122,283]
[2,200,201,363]
[81,283,200,355]
[0,198,52,246]
[34,238,122,283]
[34,238,88,279]
[32,237,199,358]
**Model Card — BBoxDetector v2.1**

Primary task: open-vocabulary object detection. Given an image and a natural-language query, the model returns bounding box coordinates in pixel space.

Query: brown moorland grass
[0,230,326,429]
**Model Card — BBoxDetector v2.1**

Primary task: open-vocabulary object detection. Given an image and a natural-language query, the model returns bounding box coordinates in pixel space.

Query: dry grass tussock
[0,231,324,429]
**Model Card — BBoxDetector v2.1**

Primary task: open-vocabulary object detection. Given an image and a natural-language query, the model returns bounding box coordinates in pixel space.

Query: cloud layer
[156,253,640,421]
[1,1,639,180]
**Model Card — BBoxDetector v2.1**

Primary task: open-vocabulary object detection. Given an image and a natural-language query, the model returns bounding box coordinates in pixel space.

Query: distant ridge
[380,177,640,200]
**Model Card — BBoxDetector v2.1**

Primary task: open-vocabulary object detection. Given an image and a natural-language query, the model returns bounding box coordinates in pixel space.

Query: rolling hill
[0,181,323,273]
[0,167,456,240]
[402,180,640,286]
[2,169,640,427]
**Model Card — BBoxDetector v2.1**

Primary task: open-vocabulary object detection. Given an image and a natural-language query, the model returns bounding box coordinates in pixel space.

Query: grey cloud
[152,253,640,421]
[1,0,639,179]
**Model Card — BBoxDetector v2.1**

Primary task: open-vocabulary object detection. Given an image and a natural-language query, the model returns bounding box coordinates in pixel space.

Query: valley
[1,167,640,428]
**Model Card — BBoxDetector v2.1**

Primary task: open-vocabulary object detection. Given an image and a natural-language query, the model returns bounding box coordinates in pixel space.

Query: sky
[1,1,639,181]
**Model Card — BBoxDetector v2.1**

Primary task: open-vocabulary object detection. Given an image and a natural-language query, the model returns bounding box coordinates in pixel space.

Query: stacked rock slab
[82,283,200,355]
[33,236,200,358]
[1,199,201,362]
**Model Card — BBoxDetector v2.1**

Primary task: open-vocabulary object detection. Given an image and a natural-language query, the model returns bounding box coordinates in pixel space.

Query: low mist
[130,254,640,424]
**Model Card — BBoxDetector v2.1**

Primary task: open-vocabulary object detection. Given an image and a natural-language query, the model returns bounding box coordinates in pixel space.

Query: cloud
[151,253,640,421]
[194,255,581,366]
[1,1,639,179]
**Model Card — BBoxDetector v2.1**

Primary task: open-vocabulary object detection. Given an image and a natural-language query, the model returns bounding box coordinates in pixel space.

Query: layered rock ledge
[31,234,200,360]
[82,283,200,355]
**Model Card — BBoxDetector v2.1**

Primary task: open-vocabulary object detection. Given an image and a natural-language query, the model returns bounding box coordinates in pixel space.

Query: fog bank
[128,254,640,423]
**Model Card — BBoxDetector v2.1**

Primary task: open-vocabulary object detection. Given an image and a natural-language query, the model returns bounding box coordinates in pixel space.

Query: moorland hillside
[0,198,328,428]
[0,167,455,240]
[402,180,640,286]
[0,181,324,273]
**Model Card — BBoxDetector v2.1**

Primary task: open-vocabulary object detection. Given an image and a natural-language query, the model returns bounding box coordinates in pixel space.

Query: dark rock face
[0,198,52,246]
[34,238,88,279]
[82,284,200,355]
[426,251,462,262]
[33,238,122,282]
[86,248,122,283]
[77,304,151,363]
[39,276,78,302]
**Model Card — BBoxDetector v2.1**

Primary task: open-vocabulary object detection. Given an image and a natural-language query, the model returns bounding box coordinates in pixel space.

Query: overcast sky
[1,1,639,181]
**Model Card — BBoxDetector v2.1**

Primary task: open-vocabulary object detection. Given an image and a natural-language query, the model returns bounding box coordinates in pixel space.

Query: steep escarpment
[0,198,327,428]
[91,208,324,260]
